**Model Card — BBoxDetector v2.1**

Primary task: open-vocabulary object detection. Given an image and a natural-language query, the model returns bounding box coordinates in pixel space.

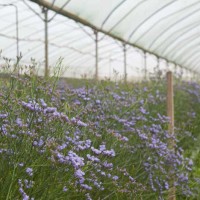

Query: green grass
[0,70,200,200]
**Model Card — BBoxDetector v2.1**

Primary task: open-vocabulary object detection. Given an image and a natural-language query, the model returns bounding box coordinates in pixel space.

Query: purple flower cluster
[0,74,199,199]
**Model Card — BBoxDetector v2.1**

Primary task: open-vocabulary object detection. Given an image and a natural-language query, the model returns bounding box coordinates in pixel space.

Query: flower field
[0,70,200,200]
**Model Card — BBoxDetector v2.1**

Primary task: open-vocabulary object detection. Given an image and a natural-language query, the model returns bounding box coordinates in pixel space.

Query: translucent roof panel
[0,0,196,81]
[30,0,200,73]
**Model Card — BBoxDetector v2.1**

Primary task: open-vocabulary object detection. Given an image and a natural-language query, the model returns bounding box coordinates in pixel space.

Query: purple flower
[112,176,119,181]
[87,154,100,162]
[188,159,193,166]
[63,186,68,192]
[26,168,33,176]
[81,184,92,190]
[99,145,106,151]
[0,113,8,119]
[95,99,101,104]
[40,99,47,108]
[91,147,101,155]
[16,118,23,127]
[102,149,115,157]
[103,161,113,168]
[140,106,148,115]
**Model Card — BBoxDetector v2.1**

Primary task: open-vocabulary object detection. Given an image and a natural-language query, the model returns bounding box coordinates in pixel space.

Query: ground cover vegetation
[0,61,200,200]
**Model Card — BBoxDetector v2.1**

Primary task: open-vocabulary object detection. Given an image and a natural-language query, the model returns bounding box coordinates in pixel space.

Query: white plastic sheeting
[0,0,196,79]
[30,0,200,72]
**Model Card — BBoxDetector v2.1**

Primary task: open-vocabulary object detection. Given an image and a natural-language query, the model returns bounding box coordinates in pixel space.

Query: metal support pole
[155,56,162,79]
[43,7,49,77]
[123,43,127,83]
[157,57,159,70]
[0,4,19,57]
[144,52,147,80]
[167,71,176,200]
[94,30,98,80]
[109,55,112,79]
[166,61,169,71]
[174,64,177,75]
[15,5,19,58]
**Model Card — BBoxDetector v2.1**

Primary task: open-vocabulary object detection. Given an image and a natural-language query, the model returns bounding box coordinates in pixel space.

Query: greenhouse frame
[1,0,200,80]
[1,1,200,200]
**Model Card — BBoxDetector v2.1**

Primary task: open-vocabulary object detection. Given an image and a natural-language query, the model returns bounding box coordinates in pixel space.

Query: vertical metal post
[166,61,169,72]
[174,64,177,76]
[167,71,176,200]
[123,43,127,83]
[157,56,159,70]
[94,30,98,80]
[43,8,49,77]
[109,55,112,79]
[0,4,19,58]
[155,56,162,79]
[15,5,19,58]
[144,51,147,80]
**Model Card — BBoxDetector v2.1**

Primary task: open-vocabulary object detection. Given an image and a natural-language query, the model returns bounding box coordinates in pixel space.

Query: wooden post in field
[167,71,176,200]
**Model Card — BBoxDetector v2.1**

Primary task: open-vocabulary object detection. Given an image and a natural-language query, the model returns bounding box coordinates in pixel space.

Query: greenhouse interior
[1,0,200,200]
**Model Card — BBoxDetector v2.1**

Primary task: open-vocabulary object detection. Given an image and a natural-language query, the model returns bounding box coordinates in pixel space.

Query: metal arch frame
[148,4,200,50]
[178,46,200,66]
[48,51,92,65]
[46,0,72,22]
[134,1,200,44]
[190,58,200,70]
[43,40,95,59]
[169,35,200,61]
[50,53,94,68]
[28,0,192,73]
[20,36,95,61]
[1,13,48,39]
[180,49,200,67]
[193,60,200,74]
[22,0,44,21]
[2,15,69,52]
[50,30,85,43]
[127,0,176,42]
[67,55,95,67]
[59,33,94,47]
[101,0,127,28]
[1,34,42,54]
[160,20,200,56]
[50,0,56,7]
[77,23,94,40]
[67,49,126,69]
[106,0,148,34]
[187,53,200,69]
[3,0,194,76]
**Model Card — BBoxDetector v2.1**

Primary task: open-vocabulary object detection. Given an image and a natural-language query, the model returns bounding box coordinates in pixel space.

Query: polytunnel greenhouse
[1,0,200,200]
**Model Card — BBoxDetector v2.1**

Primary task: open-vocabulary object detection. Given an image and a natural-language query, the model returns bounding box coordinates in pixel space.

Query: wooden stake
[167,71,176,200]
[167,71,174,135]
